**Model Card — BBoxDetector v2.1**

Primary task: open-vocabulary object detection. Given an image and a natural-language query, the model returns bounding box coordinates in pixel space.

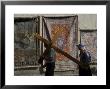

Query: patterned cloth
[44,16,78,61]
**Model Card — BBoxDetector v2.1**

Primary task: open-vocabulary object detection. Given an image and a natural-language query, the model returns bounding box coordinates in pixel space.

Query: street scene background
[14,14,97,76]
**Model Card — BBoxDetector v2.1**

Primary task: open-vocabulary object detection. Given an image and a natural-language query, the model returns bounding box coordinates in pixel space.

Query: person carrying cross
[38,42,56,76]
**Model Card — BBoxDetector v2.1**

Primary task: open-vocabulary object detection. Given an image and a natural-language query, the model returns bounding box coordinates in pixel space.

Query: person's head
[76,43,85,52]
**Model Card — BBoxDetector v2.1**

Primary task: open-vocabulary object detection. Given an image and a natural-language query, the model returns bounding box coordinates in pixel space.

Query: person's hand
[39,65,44,74]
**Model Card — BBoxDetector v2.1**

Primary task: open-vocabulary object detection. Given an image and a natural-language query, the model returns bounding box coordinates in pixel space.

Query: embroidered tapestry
[80,31,97,61]
[43,16,78,71]
[14,18,40,67]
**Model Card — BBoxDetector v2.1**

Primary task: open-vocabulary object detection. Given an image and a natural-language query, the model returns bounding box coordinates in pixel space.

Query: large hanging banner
[80,31,97,62]
[43,16,78,71]
[14,17,40,68]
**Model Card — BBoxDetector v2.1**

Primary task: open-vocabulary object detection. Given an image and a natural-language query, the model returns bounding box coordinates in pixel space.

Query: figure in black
[38,43,56,76]
[76,44,92,76]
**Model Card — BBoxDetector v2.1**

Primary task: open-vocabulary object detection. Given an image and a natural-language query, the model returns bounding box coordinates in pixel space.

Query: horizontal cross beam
[34,33,81,66]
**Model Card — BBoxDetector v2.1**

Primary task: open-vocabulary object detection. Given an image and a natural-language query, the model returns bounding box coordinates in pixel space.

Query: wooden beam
[34,33,81,66]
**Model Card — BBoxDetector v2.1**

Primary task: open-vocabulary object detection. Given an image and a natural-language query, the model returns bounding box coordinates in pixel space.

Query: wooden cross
[35,16,86,69]
[34,33,81,66]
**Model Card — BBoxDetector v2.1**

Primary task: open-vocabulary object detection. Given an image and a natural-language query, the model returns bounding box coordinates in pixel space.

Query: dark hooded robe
[79,51,92,76]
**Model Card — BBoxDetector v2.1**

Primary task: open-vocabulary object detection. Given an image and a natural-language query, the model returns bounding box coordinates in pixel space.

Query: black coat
[79,51,92,76]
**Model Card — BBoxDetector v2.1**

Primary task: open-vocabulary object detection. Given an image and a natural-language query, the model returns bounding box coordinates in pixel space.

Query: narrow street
[14,68,79,76]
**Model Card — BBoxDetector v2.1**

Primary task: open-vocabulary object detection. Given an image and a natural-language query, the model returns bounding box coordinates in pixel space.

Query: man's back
[46,48,56,63]
[80,51,91,64]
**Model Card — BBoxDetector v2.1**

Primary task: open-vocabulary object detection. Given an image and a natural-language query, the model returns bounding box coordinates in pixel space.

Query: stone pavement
[14,68,79,76]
